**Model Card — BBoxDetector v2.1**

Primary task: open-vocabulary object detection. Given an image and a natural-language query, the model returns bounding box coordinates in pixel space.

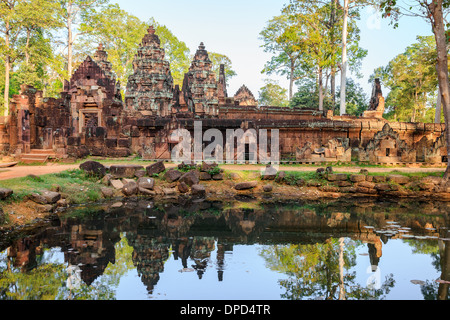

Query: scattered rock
[387,174,410,185]
[177,181,190,193]
[229,172,241,180]
[191,184,206,196]
[0,188,13,200]
[137,177,155,190]
[101,174,113,186]
[374,183,392,192]
[110,179,124,190]
[263,184,273,192]
[163,188,177,196]
[110,164,144,178]
[164,169,182,182]
[372,175,386,183]
[335,181,352,187]
[79,161,106,177]
[235,181,258,190]
[101,187,114,198]
[350,174,365,182]
[212,173,223,180]
[134,170,146,178]
[122,181,138,196]
[199,172,212,180]
[139,187,156,196]
[200,161,218,172]
[359,169,369,175]
[146,161,166,176]
[261,165,277,180]
[357,181,376,189]
[42,191,61,204]
[179,170,200,186]
[275,171,286,183]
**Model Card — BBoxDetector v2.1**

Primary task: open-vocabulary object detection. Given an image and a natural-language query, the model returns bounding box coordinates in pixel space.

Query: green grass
[0,169,103,204]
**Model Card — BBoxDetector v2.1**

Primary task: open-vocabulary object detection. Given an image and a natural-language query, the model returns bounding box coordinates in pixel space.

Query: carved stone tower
[181,42,219,118]
[125,26,174,117]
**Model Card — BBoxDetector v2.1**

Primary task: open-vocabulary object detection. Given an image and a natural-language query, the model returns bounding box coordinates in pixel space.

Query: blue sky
[112,0,434,99]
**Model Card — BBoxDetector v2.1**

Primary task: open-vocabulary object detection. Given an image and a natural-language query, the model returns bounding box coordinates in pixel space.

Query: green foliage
[258,79,289,107]
[371,36,446,122]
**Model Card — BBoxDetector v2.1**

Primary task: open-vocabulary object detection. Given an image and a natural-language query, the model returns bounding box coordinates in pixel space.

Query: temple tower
[125,26,174,117]
[181,42,219,118]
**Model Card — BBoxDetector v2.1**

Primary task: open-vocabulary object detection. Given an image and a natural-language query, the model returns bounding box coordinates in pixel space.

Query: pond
[0,197,449,301]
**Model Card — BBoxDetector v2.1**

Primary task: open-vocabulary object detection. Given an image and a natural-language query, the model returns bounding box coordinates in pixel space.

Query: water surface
[0,198,449,300]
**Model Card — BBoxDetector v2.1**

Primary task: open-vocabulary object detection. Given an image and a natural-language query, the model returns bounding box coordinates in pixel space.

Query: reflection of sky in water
[352,239,440,300]
[0,238,443,300]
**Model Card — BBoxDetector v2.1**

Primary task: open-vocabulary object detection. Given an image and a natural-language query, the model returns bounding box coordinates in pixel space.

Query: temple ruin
[0,26,447,165]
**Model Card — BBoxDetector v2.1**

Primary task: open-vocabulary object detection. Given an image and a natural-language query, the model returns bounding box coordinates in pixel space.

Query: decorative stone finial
[148,26,156,34]
[199,42,205,50]
[98,43,104,50]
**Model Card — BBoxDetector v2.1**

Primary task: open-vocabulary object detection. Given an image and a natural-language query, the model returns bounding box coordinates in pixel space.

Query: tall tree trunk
[67,2,73,77]
[3,21,10,117]
[428,0,450,180]
[339,0,349,116]
[436,88,442,123]
[289,60,294,101]
[318,67,324,111]
[331,67,336,111]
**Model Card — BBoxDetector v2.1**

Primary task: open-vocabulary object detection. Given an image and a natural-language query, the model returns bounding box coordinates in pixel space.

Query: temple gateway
[0,26,447,165]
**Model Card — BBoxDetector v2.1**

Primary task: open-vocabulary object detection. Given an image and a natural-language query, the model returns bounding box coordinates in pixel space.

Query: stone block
[146,161,166,176]
[110,164,144,178]
[235,181,258,190]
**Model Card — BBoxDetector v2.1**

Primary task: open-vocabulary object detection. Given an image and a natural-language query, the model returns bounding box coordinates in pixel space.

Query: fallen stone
[275,171,286,183]
[421,176,444,185]
[137,177,155,190]
[235,181,258,190]
[164,169,182,182]
[263,184,273,192]
[36,204,54,213]
[101,174,113,186]
[340,187,357,193]
[359,169,369,175]
[191,184,206,196]
[146,161,166,176]
[122,181,138,196]
[199,172,212,180]
[110,179,124,190]
[139,187,156,196]
[212,173,223,180]
[419,182,435,191]
[229,172,241,180]
[56,198,69,207]
[30,193,48,205]
[101,187,114,198]
[387,175,410,185]
[41,191,61,204]
[372,175,386,183]
[261,165,277,180]
[177,181,190,193]
[320,185,339,192]
[374,183,392,192]
[0,188,13,200]
[200,161,218,172]
[357,181,376,189]
[110,164,144,178]
[163,188,177,196]
[179,170,200,186]
[79,161,106,177]
[350,174,365,182]
[335,181,352,187]
[134,170,146,178]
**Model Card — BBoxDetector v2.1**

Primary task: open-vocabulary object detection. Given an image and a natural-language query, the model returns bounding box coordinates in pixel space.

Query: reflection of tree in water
[260,238,395,300]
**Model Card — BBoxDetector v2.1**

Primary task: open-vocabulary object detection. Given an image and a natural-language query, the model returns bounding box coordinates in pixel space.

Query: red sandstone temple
[0,26,447,165]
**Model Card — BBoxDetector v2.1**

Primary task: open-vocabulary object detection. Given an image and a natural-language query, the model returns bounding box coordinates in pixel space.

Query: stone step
[29,149,56,156]
[20,154,49,164]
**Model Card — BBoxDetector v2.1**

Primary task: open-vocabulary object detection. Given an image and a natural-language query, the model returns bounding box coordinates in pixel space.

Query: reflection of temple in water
[1,199,449,295]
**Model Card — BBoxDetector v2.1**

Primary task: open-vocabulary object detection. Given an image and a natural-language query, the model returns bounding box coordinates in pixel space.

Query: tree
[258,79,289,107]
[379,0,450,179]
[371,36,442,122]
[0,0,61,116]
[58,0,108,78]
[259,14,310,100]
[281,0,367,111]
[208,52,237,87]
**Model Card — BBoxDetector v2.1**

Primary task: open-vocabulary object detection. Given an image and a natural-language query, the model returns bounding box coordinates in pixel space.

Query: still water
[0,197,449,300]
